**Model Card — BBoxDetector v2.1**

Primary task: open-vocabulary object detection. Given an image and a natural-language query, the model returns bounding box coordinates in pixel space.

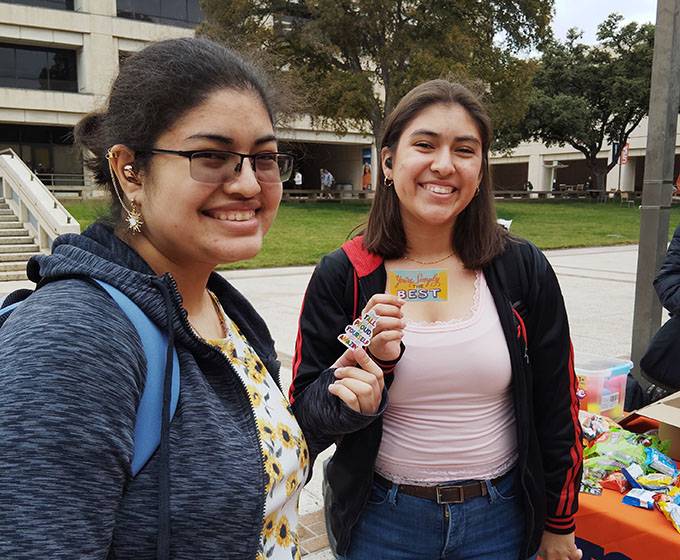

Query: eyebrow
[409,129,481,144]
[186,133,278,146]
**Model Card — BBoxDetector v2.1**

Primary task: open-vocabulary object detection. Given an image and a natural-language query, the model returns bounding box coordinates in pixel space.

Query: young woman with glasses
[0,38,308,559]
[290,80,583,560]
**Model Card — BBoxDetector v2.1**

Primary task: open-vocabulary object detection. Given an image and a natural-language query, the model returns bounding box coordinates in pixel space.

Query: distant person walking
[321,168,334,198]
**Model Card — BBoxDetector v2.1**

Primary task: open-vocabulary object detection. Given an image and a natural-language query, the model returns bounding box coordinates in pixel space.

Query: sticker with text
[388,269,447,302]
[337,310,379,350]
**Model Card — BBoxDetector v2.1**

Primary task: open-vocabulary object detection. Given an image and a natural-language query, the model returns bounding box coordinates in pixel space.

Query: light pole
[630,0,680,388]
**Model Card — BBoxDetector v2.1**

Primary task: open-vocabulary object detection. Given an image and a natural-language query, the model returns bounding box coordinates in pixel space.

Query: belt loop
[387,481,399,505]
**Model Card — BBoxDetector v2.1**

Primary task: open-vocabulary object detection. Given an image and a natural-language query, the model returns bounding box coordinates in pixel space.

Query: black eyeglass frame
[135,148,295,184]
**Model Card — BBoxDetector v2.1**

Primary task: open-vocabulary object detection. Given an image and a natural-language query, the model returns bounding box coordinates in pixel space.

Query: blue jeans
[338,469,533,560]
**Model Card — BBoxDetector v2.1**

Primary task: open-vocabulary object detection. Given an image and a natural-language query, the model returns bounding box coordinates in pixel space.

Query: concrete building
[491,117,680,195]
[0,0,374,196]
[1,0,677,198]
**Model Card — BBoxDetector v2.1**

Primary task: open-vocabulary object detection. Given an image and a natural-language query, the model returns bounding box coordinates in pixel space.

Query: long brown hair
[362,80,507,269]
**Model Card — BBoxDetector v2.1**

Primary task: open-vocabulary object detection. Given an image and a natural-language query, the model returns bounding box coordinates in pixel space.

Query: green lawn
[64,199,680,269]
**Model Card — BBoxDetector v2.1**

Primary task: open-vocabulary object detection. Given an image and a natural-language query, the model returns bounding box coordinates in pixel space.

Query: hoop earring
[107,150,144,234]
[474,186,480,197]
[384,177,394,188]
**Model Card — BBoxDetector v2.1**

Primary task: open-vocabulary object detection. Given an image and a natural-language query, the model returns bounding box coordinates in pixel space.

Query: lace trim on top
[405,270,481,327]
[375,453,518,487]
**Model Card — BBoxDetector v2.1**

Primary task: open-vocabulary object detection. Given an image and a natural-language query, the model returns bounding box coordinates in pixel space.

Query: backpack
[0,279,180,476]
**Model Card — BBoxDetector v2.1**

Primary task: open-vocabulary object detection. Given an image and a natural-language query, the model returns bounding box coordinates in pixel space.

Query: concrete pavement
[0,244,647,558]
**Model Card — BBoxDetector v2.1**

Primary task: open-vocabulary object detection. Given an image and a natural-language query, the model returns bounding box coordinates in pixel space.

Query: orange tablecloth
[575,414,680,559]
[575,489,680,559]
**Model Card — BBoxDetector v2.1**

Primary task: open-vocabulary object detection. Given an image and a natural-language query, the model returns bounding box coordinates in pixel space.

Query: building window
[0,124,82,185]
[0,43,77,92]
[116,0,204,28]
[0,0,75,9]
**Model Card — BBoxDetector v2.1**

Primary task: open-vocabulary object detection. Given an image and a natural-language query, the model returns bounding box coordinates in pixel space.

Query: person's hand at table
[361,294,405,362]
[538,531,582,560]
[329,347,384,414]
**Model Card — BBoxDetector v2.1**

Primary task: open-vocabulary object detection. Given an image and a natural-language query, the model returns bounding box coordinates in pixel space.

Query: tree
[198,0,553,149]
[520,14,655,192]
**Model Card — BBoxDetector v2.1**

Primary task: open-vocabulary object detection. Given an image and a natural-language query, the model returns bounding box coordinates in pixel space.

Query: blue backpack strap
[94,279,180,476]
[0,301,20,316]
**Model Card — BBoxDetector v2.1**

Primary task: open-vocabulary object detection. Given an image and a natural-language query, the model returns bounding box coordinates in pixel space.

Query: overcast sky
[552,0,657,43]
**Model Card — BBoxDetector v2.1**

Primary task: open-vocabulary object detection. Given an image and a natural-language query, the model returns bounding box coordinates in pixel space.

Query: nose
[226,156,261,197]
[431,149,455,175]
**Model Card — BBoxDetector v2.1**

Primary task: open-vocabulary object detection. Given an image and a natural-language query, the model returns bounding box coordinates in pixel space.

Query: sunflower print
[204,295,309,559]
[275,516,294,548]
[286,472,299,498]
[277,423,296,449]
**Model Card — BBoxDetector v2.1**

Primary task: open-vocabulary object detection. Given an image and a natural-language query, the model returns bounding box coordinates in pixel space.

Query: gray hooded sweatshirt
[0,222,280,559]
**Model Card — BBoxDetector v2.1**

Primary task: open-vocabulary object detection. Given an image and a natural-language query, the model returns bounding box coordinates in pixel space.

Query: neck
[117,229,213,316]
[402,221,455,261]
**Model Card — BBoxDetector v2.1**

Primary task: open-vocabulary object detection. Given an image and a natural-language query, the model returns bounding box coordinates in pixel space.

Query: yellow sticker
[388,269,447,302]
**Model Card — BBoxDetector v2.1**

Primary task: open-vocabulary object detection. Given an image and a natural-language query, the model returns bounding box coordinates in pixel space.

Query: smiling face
[382,102,483,238]
[123,88,282,275]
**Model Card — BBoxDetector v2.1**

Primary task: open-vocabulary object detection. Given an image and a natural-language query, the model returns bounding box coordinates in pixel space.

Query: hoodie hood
[29,222,155,290]
[27,222,278,365]
[27,222,180,335]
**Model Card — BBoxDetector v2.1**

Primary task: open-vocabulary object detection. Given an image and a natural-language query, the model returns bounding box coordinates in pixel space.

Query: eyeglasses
[136,148,294,184]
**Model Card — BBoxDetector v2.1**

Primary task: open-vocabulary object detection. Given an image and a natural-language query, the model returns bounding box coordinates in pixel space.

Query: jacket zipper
[506,296,534,553]
[165,275,267,558]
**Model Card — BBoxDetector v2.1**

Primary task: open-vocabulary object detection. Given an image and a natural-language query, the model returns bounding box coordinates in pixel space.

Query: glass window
[162,0,186,22]
[187,0,203,23]
[116,0,203,26]
[0,46,14,88]
[15,48,47,90]
[136,0,161,20]
[0,43,77,92]
[48,51,77,92]
[52,144,81,174]
[116,0,133,18]
[2,0,74,8]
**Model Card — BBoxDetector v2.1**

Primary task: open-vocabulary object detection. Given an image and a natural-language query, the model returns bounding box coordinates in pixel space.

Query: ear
[381,147,393,178]
[107,144,143,200]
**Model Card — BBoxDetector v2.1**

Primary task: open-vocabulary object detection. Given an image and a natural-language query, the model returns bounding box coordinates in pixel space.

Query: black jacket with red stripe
[290,235,582,559]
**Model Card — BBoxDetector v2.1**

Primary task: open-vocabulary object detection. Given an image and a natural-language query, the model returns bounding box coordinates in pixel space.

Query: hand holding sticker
[337,310,379,350]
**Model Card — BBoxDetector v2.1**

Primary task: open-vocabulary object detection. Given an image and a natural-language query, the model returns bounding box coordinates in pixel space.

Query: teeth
[424,185,454,194]
[213,211,255,221]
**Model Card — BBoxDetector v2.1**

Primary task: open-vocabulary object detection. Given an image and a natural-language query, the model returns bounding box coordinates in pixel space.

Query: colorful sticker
[337,310,379,350]
[388,269,448,302]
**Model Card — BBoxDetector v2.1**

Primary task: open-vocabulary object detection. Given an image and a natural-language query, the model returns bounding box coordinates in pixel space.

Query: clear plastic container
[574,352,633,419]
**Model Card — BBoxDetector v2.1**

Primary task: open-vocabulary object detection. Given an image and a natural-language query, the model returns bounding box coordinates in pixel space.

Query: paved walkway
[0,244,646,559]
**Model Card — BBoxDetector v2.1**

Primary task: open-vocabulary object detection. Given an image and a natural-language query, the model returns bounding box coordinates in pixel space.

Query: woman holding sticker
[289,80,582,560]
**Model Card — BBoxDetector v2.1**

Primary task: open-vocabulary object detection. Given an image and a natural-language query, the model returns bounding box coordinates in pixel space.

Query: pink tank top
[375,271,517,485]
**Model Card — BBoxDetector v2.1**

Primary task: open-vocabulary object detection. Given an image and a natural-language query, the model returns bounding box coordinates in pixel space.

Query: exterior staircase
[0,198,39,281]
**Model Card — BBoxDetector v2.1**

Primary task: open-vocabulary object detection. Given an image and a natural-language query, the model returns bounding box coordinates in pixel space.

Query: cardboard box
[574,352,632,419]
[630,391,680,461]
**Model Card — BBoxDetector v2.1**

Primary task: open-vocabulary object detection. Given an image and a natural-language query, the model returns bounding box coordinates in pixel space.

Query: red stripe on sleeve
[556,341,584,516]
[288,293,307,403]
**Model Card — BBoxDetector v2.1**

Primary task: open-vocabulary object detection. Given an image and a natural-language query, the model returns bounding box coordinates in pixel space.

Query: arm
[289,253,387,458]
[523,249,583,547]
[654,223,680,315]
[0,281,146,559]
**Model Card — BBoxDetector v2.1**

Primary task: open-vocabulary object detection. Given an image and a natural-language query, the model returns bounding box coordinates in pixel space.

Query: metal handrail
[0,149,77,225]
[0,149,80,248]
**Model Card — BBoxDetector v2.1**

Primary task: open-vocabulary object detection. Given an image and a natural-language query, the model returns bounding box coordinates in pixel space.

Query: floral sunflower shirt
[204,295,310,560]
